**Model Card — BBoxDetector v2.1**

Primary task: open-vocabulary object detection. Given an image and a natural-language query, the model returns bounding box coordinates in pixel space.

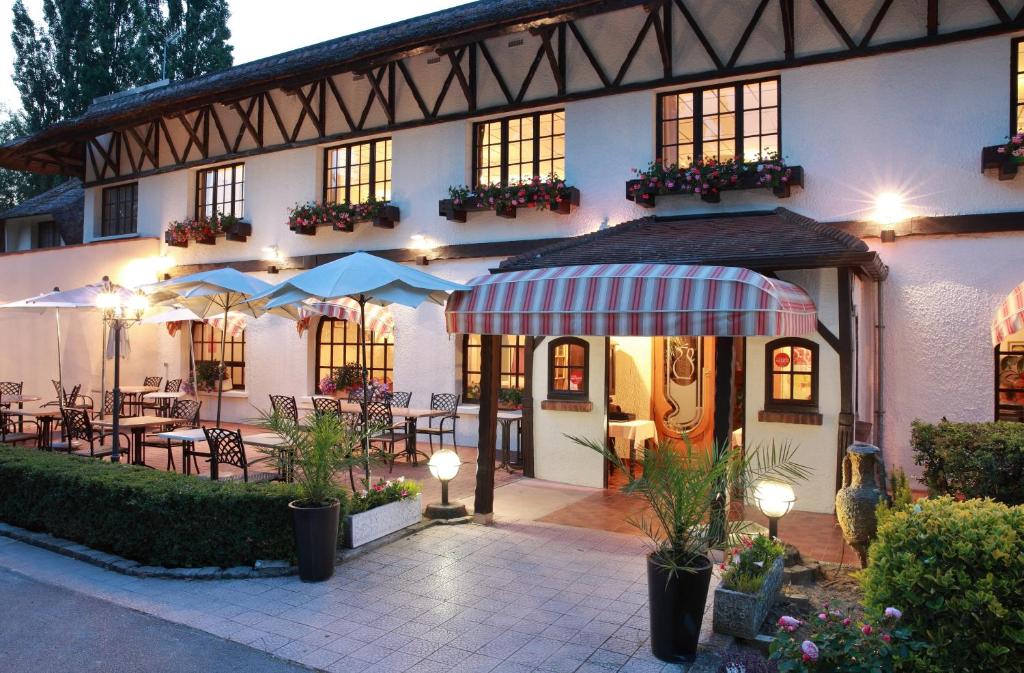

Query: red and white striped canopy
[300,298,395,340]
[992,281,1024,345]
[445,264,817,337]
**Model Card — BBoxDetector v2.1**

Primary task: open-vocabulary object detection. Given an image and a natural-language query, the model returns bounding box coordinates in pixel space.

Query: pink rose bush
[769,603,924,672]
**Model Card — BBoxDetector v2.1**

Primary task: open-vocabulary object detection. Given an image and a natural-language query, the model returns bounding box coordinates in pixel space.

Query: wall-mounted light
[410,234,438,266]
[872,191,910,226]
[262,245,285,273]
[267,265,280,274]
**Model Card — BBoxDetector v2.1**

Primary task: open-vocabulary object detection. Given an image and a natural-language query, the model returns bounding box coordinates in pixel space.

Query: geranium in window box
[626,155,802,207]
[440,177,580,222]
[982,136,1024,181]
[163,215,231,248]
[287,199,400,235]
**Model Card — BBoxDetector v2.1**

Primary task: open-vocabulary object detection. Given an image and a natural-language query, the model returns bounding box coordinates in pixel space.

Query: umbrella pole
[360,296,370,484]
[99,318,107,419]
[216,300,229,427]
[188,322,198,402]
[55,309,64,410]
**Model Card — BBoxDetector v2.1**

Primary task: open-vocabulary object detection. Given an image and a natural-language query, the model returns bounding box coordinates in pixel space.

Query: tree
[0,106,57,211]
[3,0,233,205]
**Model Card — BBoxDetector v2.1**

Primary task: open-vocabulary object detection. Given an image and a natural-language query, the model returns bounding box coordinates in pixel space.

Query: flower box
[438,185,581,222]
[626,165,803,208]
[712,555,784,639]
[343,493,422,548]
[163,216,251,248]
[981,144,1020,181]
[287,200,400,235]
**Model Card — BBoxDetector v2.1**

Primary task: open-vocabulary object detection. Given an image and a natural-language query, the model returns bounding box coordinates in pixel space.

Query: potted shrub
[344,476,422,547]
[712,534,786,639]
[498,387,523,410]
[260,410,362,582]
[194,361,230,393]
[571,435,809,663]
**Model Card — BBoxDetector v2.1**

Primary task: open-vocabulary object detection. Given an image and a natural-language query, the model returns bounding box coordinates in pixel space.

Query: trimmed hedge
[912,420,1024,504]
[861,497,1024,673]
[0,446,345,568]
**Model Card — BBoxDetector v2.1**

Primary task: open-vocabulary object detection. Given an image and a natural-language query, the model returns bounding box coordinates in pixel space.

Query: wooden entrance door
[652,336,715,449]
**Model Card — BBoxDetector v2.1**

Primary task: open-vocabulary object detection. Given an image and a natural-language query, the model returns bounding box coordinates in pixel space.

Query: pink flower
[777,616,801,633]
[400,489,408,497]
[884,607,902,620]
[882,634,892,643]
[842,617,851,626]
[373,483,384,492]
[817,613,827,621]
[862,624,873,636]
[800,640,819,662]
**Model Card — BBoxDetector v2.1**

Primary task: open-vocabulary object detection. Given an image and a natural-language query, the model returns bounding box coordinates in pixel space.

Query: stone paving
[0,519,722,673]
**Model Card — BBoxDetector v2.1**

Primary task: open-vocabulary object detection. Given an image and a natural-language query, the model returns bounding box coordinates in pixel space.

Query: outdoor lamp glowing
[425,448,467,520]
[753,480,796,540]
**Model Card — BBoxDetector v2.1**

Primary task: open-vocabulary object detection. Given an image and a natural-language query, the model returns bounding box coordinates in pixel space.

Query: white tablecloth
[609,420,658,459]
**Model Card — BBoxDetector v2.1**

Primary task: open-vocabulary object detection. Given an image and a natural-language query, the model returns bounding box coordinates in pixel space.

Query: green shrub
[861,497,1024,672]
[0,446,347,568]
[720,534,785,594]
[912,420,1024,504]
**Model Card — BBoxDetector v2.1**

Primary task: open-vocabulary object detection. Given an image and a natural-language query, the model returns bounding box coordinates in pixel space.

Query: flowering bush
[448,175,575,212]
[349,476,420,514]
[769,603,923,672]
[719,534,785,594]
[165,215,226,244]
[318,376,337,396]
[629,153,793,201]
[288,197,390,231]
[995,133,1024,162]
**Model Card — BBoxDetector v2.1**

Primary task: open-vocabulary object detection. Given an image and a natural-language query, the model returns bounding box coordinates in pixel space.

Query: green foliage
[498,387,523,407]
[911,420,1024,504]
[860,497,1024,672]
[570,435,810,573]
[0,445,311,567]
[720,534,785,594]
[349,477,421,514]
[875,465,912,524]
[769,603,925,673]
[193,360,225,391]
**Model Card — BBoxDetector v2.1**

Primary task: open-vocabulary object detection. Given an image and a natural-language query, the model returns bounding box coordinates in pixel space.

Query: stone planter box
[343,494,422,548]
[712,556,784,639]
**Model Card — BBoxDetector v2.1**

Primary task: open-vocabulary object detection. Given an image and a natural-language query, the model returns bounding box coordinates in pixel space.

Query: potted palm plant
[570,435,809,663]
[260,409,363,582]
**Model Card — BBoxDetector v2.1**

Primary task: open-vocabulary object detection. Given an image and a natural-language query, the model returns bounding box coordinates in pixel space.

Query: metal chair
[0,383,35,446]
[202,427,278,482]
[142,399,202,472]
[417,393,460,454]
[54,407,130,459]
[142,378,184,414]
[0,381,22,435]
[269,395,299,424]
[365,398,409,473]
[388,391,412,408]
[143,376,163,388]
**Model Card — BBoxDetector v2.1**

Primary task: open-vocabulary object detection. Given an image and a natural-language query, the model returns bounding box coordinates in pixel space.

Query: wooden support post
[474,334,500,523]
[521,336,536,478]
[711,335,735,544]
[836,269,855,492]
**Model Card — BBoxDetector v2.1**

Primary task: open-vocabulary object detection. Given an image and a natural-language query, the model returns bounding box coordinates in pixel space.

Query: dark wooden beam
[396,59,432,118]
[614,10,656,85]
[986,0,1011,24]
[860,0,895,48]
[567,21,611,87]
[263,92,291,143]
[516,41,546,103]
[521,335,536,478]
[478,40,515,103]
[813,0,856,49]
[816,320,841,353]
[728,0,770,68]
[927,0,939,36]
[474,334,500,520]
[324,77,358,131]
[207,105,232,155]
[535,26,566,95]
[781,0,796,61]
[674,0,723,69]
[836,268,855,492]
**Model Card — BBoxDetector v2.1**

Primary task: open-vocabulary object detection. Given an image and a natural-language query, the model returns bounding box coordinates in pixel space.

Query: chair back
[269,395,299,423]
[0,382,22,397]
[312,396,342,418]
[430,393,460,414]
[203,427,248,475]
[171,399,201,427]
[61,408,94,442]
[165,378,183,392]
[144,376,163,388]
[364,398,395,430]
[388,391,412,409]
[101,391,123,416]
[51,380,78,406]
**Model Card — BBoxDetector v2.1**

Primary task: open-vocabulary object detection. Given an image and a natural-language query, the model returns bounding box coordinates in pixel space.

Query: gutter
[874,278,885,452]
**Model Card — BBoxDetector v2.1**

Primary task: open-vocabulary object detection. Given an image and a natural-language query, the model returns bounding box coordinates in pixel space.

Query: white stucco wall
[610,337,653,421]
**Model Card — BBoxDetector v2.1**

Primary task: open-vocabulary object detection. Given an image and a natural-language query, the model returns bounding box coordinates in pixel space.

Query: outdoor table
[1,408,62,449]
[143,391,186,416]
[112,386,160,416]
[243,432,292,481]
[496,409,523,472]
[94,415,185,465]
[609,419,658,477]
[1,394,42,433]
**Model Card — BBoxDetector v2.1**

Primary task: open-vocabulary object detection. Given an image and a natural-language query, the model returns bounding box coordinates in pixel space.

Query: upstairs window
[100,182,138,236]
[324,138,391,204]
[1014,38,1024,132]
[765,337,818,411]
[548,337,589,400]
[462,334,526,402]
[657,77,779,165]
[36,221,60,249]
[196,163,244,219]
[473,110,565,186]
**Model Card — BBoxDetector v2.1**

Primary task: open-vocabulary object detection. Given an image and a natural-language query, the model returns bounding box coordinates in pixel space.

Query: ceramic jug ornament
[835,441,888,567]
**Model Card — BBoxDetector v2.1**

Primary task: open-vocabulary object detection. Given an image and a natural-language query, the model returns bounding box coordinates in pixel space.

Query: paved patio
[0,509,722,673]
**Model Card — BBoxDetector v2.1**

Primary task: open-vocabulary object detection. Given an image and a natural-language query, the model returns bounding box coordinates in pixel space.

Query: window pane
[100,183,138,236]
[772,373,791,400]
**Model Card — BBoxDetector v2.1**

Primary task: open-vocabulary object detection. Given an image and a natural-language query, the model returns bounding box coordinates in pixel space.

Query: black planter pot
[289,499,340,582]
[647,553,713,663]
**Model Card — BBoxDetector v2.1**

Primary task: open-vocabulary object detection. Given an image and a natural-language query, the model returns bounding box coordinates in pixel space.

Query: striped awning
[300,298,395,339]
[992,281,1024,345]
[445,264,817,337]
[206,312,248,338]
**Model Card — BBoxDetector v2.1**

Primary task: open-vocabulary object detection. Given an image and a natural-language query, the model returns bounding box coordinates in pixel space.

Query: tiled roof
[0,179,84,245]
[498,208,887,279]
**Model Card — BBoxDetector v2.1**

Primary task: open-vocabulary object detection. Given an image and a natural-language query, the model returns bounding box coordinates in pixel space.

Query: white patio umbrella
[146,268,299,426]
[255,251,469,480]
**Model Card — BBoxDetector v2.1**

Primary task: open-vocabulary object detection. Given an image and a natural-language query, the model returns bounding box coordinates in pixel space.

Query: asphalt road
[0,568,311,673]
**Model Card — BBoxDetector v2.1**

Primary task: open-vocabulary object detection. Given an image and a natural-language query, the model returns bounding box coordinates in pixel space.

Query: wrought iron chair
[142,378,184,414]
[365,398,409,473]
[269,395,299,424]
[54,407,130,459]
[43,381,88,409]
[387,391,412,408]
[142,399,202,472]
[0,381,22,435]
[202,427,278,482]
[0,381,36,446]
[143,376,163,388]
[417,393,460,454]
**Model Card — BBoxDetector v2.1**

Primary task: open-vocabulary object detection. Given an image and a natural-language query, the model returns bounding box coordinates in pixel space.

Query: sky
[0,0,473,110]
